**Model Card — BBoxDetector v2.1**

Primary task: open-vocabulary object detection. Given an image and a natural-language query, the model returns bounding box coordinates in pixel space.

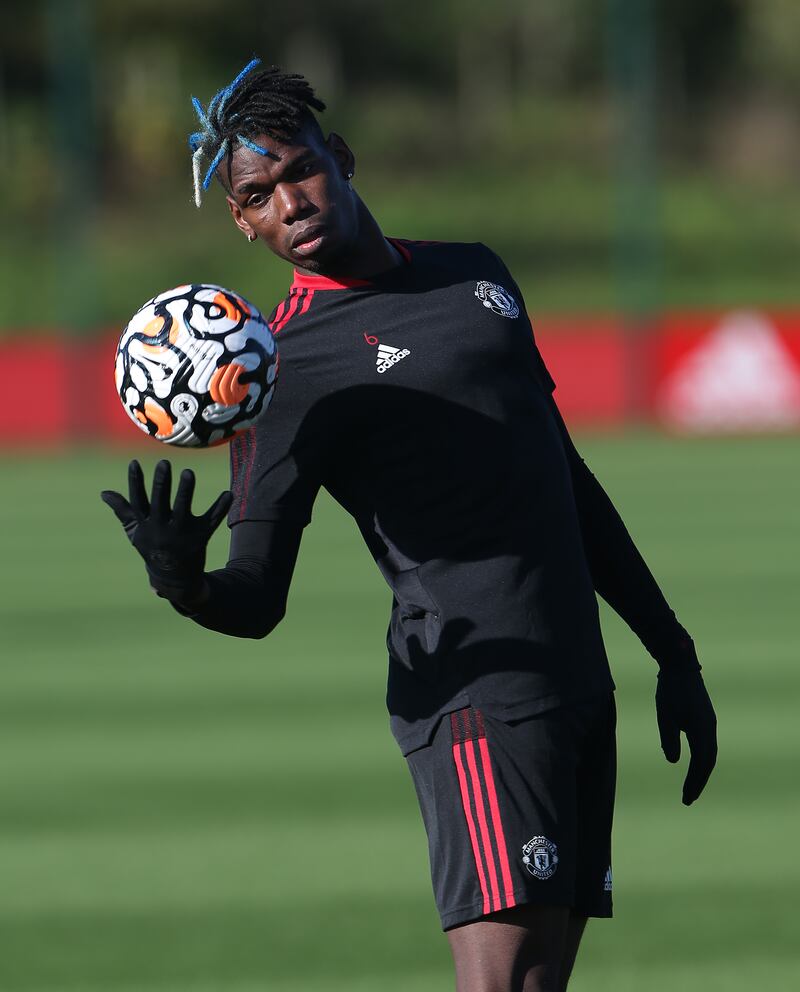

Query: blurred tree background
[1,0,798,330]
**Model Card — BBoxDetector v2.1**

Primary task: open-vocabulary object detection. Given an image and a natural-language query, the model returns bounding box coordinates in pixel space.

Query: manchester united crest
[475,280,520,319]
[522,836,559,880]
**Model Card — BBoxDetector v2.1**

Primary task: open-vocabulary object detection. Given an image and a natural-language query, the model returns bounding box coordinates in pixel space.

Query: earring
[346,171,354,180]
[247,233,257,242]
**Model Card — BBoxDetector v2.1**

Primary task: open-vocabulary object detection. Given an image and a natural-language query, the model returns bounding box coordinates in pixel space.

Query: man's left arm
[547,394,718,806]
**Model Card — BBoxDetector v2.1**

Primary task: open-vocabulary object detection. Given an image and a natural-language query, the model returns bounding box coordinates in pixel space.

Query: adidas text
[376,344,411,374]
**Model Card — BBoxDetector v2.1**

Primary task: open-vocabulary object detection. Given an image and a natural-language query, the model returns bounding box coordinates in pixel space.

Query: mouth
[290,225,328,257]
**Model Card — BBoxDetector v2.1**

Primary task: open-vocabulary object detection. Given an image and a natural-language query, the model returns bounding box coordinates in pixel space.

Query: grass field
[1,435,799,991]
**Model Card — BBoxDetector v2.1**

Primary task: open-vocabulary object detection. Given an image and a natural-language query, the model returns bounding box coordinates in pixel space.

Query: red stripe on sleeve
[452,743,491,916]
[272,290,301,335]
[298,288,315,316]
[269,297,289,331]
[478,736,516,909]
[464,739,502,912]
[230,430,242,498]
[237,427,257,522]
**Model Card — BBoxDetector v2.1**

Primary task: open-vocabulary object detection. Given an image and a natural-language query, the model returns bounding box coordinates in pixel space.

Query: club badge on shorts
[474,281,520,319]
[522,836,558,879]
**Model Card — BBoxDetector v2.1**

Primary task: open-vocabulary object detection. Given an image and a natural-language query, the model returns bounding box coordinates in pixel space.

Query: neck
[294,198,402,281]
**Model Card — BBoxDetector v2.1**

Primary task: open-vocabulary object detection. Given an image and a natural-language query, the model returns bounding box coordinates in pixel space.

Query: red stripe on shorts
[464,738,502,911]
[452,740,491,916]
[478,736,516,909]
[450,708,516,917]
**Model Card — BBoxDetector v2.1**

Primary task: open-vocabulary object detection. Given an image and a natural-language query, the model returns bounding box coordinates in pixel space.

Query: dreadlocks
[188,59,327,207]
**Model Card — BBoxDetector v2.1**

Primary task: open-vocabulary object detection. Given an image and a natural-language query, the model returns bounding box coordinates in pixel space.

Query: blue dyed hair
[189,58,326,206]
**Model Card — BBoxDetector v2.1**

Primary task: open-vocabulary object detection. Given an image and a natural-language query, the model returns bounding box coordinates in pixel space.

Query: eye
[294,160,316,180]
[246,192,270,208]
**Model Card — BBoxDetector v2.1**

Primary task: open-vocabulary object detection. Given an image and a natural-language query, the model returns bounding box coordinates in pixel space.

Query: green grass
[1,435,799,991]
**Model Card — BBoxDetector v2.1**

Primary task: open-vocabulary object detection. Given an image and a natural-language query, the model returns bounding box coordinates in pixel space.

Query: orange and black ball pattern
[115,284,278,447]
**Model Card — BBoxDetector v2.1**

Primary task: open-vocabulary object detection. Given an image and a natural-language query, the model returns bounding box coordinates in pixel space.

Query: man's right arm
[172,520,302,639]
[102,459,304,641]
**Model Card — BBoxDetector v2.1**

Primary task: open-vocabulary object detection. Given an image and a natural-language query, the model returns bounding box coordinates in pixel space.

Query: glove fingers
[656,706,681,764]
[682,726,718,805]
[101,490,138,533]
[128,460,149,516]
[150,459,172,521]
[202,490,233,533]
[173,469,196,522]
[682,743,717,805]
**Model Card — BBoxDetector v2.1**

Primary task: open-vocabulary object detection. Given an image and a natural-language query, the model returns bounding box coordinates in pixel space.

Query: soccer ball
[115,284,278,447]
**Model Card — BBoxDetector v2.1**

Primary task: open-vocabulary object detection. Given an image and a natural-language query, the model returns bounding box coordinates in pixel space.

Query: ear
[226,195,254,239]
[327,132,355,180]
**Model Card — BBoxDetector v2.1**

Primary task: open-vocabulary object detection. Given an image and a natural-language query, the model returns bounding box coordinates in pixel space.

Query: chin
[291,254,326,272]
[292,239,348,273]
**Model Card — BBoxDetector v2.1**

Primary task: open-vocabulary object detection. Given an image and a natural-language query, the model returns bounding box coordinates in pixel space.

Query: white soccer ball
[115,283,278,447]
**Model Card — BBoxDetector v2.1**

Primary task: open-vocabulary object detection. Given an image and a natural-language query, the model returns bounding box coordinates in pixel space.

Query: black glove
[101,459,232,605]
[655,640,718,806]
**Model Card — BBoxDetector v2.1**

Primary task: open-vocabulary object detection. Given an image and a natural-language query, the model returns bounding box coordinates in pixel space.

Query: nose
[274,182,314,224]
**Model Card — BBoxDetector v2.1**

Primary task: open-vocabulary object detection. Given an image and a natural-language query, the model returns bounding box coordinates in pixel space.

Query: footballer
[102,60,717,992]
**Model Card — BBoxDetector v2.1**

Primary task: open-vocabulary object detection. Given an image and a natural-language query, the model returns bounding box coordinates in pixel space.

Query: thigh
[447,903,570,992]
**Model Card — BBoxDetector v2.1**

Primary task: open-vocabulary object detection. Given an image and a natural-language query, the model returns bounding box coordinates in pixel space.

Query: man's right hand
[101,459,232,606]
[656,662,718,807]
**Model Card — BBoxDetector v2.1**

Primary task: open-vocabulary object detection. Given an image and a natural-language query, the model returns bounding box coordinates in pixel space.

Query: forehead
[227,129,323,189]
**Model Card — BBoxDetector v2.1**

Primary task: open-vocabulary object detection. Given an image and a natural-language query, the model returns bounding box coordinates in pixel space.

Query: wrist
[656,633,701,674]
[176,577,210,608]
[147,569,208,606]
[143,547,206,603]
[166,579,211,615]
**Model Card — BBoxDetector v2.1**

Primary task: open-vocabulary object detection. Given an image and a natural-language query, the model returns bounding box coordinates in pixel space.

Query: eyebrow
[234,151,314,197]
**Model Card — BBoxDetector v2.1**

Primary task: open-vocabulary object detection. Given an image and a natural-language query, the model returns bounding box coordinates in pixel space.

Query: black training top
[223,239,616,753]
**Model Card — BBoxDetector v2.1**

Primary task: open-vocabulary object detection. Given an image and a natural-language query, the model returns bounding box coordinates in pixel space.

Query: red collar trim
[291,237,413,291]
[291,271,372,290]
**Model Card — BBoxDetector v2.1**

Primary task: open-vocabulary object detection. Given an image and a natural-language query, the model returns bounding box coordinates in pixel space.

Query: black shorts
[406,692,616,930]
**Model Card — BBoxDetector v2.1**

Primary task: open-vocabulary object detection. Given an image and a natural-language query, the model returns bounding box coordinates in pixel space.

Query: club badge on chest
[475,281,520,319]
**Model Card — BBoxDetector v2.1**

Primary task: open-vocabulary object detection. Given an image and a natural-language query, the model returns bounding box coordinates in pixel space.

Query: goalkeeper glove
[655,638,718,806]
[101,459,232,606]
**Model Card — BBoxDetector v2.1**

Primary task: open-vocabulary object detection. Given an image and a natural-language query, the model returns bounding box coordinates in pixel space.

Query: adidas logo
[604,866,613,892]
[376,342,411,374]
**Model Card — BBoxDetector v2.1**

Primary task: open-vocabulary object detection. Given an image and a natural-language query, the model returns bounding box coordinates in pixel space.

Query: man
[102,60,717,991]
